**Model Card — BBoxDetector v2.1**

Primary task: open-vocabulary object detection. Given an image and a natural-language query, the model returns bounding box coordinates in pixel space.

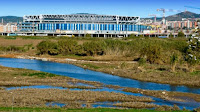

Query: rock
[41,58,48,61]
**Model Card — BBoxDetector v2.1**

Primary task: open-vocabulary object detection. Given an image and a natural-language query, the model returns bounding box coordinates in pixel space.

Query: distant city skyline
[0,0,200,17]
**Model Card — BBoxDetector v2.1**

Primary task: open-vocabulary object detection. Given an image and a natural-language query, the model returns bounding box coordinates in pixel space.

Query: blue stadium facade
[38,23,146,32]
[18,14,149,37]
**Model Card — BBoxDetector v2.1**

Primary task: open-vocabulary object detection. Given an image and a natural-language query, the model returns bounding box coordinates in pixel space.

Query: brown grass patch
[0,89,154,108]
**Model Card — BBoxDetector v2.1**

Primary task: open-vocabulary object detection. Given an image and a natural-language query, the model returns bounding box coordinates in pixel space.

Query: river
[0,57,199,109]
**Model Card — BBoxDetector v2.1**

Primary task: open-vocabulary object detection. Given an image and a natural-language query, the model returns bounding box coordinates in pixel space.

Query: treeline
[0,44,33,53]
[36,38,191,64]
[36,40,106,56]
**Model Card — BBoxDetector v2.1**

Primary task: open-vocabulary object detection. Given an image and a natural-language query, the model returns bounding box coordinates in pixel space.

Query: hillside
[143,11,200,21]
[166,11,200,21]
[0,16,23,24]
[1,12,200,23]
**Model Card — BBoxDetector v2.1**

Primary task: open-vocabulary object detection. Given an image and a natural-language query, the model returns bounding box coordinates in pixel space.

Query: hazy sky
[0,0,199,17]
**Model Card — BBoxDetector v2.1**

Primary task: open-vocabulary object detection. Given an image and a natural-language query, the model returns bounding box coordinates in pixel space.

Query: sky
[0,0,200,17]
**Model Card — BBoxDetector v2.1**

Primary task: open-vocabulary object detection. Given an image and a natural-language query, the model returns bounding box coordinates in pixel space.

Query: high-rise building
[0,23,17,32]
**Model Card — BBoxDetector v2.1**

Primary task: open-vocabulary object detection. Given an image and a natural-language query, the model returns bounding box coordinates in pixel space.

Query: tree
[177,31,185,38]
[186,55,198,72]
[85,34,91,37]
[129,34,137,38]
[185,38,200,72]
[83,41,106,56]
[57,39,78,55]
[36,40,58,55]
[140,44,162,64]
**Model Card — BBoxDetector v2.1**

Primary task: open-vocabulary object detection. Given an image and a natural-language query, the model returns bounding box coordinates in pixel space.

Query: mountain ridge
[0,16,23,24]
[166,11,200,21]
[142,11,200,21]
[1,11,200,23]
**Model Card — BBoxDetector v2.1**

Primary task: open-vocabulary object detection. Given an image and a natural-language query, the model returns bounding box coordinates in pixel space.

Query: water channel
[0,57,199,110]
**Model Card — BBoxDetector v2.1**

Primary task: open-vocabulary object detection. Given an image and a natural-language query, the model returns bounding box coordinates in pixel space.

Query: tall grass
[36,38,191,64]
[0,45,30,52]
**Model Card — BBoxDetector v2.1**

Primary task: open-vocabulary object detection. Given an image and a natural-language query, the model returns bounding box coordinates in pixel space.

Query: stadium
[17,14,150,37]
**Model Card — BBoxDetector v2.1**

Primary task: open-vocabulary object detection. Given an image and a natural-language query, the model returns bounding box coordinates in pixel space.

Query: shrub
[140,44,162,64]
[57,39,78,55]
[177,31,185,37]
[83,41,106,56]
[138,58,146,66]
[185,38,200,72]
[37,40,58,55]
[85,34,91,37]
[120,62,128,69]
[48,49,59,55]
[104,39,126,56]
[186,55,199,72]
[170,52,179,72]
[0,45,28,53]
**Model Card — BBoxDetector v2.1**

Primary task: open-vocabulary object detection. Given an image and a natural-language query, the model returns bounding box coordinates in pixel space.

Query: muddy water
[0,58,200,109]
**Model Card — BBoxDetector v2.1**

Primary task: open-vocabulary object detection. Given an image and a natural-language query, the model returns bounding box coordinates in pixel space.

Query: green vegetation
[0,45,30,52]
[85,33,91,37]
[140,44,162,64]
[22,72,56,78]
[0,36,200,111]
[35,37,195,65]
[170,52,179,72]
[0,36,198,73]
[36,40,58,55]
[169,33,174,38]
[81,64,100,69]
[185,38,200,72]
[57,39,79,55]
[0,107,191,112]
[4,36,17,40]
[191,71,200,75]
[138,58,146,66]
[178,31,185,37]
[83,41,106,56]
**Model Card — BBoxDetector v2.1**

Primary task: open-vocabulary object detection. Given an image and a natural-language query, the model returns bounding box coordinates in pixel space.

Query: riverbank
[1,53,199,88]
[0,65,159,109]
[0,89,155,108]
[0,65,102,89]
[0,58,200,111]
[0,37,199,87]
[0,107,191,112]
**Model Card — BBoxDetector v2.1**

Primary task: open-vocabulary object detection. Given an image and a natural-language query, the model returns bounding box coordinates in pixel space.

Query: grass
[0,63,199,110]
[81,64,100,69]
[190,71,200,75]
[0,89,153,108]
[0,107,191,112]
[22,72,56,78]
[123,87,200,102]
[72,60,200,87]
[4,37,17,40]
[0,66,101,89]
